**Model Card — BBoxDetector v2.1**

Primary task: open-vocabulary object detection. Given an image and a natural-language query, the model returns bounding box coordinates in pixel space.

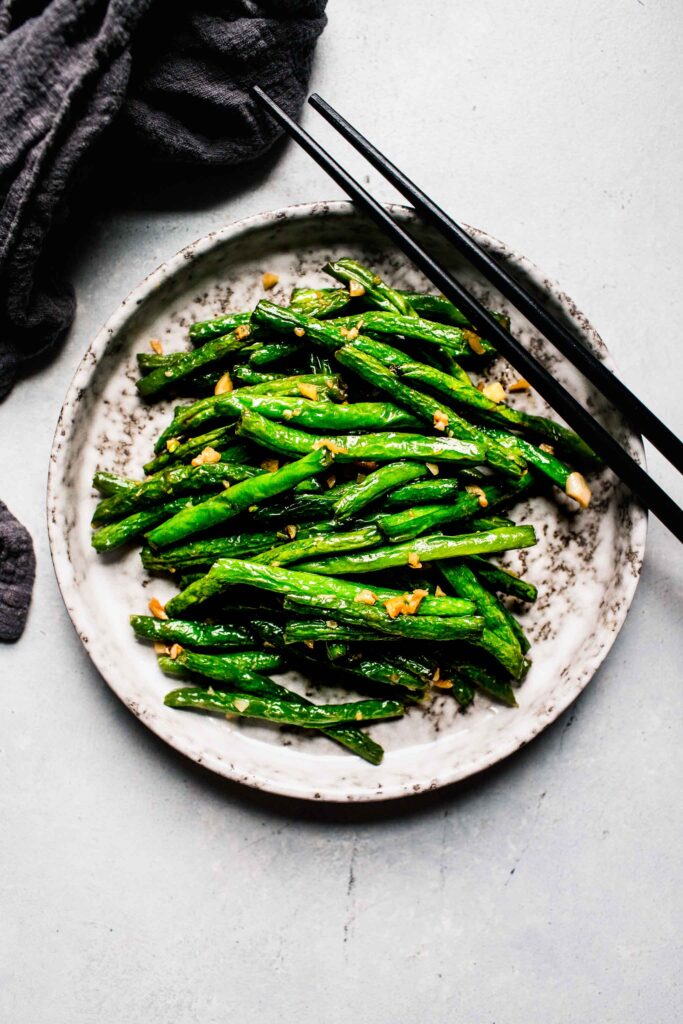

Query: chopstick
[309,93,683,478]
[252,86,683,542]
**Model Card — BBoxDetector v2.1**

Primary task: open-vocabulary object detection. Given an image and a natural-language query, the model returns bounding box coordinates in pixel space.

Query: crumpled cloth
[0,502,36,641]
[0,0,327,639]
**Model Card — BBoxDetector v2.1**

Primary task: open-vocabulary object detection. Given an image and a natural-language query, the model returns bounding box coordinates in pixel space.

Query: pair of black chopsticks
[253,86,683,542]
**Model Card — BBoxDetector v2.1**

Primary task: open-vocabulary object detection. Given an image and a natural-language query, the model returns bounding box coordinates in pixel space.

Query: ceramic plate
[47,201,647,802]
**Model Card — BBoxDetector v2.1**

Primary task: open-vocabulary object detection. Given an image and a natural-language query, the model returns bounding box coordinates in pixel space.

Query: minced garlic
[466,484,489,508]
[402,589,428,615]
[298,382,319,401]
[565,471,592,508]
[191,446,221,466]
[214,371,233,395]
[383,596,405,619]
[464,330,485,355]
[482,381,506,404]
[148,597,168,620]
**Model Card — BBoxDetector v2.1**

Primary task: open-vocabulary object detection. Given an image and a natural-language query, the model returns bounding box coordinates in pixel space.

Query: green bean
[164,686,404,727]
[449,661,518,707]
[249,340,303,366]
[130,615,254,649]
[283,594,485,642]
[160,651,387,765]
[232,366,285,386]
[286,585,475,620]
[326,642,348,661]
[398,292,511,333]
[465,555,538,603]
[91,495,211,553]
[92,462,261,525]
[92,470,138,496]
[146,448,335,549]
[284,619,381,644]
[377,473,534,543]
[386,651,441,684]
[481,429,581,494]
[249,493,340,525]
[144,425,247,475]
[294,641,428,694]
[397,360,596,466]
[450,681,476,709]
[310,651,427,695]
[137,349,188,372]
[298,525,536,575]
[437,563,527,679]
[252,300,341,352]
[464,515,516,532]
[176,648,284,680]
[342,337,525,476]
[330,310,493,357]
[290,286,350,318]
[383,476,463,508]
[496,599,531,655]
[137,326,255,398]
[334,462,429,519]
[399,292,470,326]
[140,531,284,573]
[159,396,421,455]
[162,650,280,691]
[172,649,383,762]
[241,373,347,400]
[255,526,383,567]
[154,374,346,454]
[236,408,487,465]
[249,617,287,649]
[157,655,188,680]
[323,258,416,315]
[256,398,422,433]
[164,557,477,619]
[189,311,252,344]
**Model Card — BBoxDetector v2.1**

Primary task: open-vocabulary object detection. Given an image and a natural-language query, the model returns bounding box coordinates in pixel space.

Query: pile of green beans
[92,257,599,764]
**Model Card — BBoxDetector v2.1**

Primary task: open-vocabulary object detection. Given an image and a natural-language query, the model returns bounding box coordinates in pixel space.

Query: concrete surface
[1,2,682,1021]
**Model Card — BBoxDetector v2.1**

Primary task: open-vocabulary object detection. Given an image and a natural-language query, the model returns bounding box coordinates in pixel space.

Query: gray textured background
[1,2,682,1020]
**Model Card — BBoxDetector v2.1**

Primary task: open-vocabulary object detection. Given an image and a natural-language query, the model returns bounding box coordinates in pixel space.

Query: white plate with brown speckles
[47,201,647,802]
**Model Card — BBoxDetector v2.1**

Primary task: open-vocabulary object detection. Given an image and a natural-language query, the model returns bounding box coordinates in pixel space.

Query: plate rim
[47,200,648,802]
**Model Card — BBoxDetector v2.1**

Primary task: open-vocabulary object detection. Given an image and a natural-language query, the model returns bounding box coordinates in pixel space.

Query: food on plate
[91,258,598,764]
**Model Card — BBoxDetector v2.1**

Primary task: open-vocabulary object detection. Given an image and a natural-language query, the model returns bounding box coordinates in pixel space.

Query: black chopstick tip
[251,84,269,104]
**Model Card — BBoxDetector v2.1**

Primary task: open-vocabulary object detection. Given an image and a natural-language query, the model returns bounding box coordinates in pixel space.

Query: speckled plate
[47,201,647,802]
